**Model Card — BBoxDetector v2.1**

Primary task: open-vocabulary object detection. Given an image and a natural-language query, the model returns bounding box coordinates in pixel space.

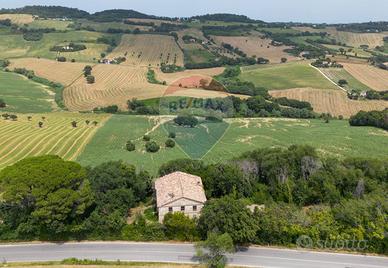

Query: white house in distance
[154,171,207,223]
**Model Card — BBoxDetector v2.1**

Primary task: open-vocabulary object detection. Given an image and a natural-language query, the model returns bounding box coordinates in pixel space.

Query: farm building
[154,171,207,222]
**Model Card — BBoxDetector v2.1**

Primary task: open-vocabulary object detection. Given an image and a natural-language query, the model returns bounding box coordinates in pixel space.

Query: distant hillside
[190,13,261,23]
[0,5,89,19]
[89,9,155,22]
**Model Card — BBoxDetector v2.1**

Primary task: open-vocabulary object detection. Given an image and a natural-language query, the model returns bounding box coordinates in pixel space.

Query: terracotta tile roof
[154,171,207,207]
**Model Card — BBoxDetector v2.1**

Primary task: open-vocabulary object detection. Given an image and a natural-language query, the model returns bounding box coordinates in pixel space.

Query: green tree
[88,161,151,214]
[0,155,93,237]
[196,232,235,268]
[126,141,136,151]
[145,141,160,153]
[163,212,198,241]
[202,163,252,198]
[174,115,199,127]
[198,196,258,244]
[86,75,95,84]
[165,138,175,148]
[83,65,93,76]
[0,99,6,108]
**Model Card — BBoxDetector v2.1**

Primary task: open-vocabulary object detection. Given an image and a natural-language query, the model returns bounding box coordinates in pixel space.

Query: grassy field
[0,112,109,170]
[319,67,372,92]
[77,115,187,173]
[0,71,54,113]
[78,115,388,174]
[0,31,108,62]
[240,62,337,90]
[27,19,72,30]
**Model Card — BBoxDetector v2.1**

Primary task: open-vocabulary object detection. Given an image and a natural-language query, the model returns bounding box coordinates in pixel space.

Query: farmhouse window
[193,205,197,211]
[168,207,173,212]
[181,206,185,211]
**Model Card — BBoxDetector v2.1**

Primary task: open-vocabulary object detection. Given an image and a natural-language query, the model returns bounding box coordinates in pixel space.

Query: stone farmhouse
[154,171,207,222]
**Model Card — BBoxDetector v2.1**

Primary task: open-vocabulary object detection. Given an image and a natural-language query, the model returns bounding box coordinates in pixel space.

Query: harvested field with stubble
[0,14,34,24]
[342,63,388,91]
[294,26,386,48]
[212,35,298,63]
[64,64,166,111]
[108,34,184,67]
[270,88,388,117]
[9,58,85,86]
[0,113,109,170]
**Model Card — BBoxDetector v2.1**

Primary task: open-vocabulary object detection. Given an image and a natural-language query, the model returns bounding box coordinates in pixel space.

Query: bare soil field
[342,63,388,91]
[0,14,34,24]
[270,88,388,117]
[294,26,386,48]
[212,35,298,63]
[155,67,225,84]
[9,58,85,86]
[108,34,184,67]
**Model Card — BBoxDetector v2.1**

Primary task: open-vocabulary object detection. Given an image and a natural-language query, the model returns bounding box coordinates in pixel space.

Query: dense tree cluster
[158,145,388,252]
[349,109,388,130]
[0,5,89,19]
[50,43,87,52]
[0,157,151,240]
[174,115,199,127]
[365,90,388,101]
[190,13,259,23]
[0,144,386,253]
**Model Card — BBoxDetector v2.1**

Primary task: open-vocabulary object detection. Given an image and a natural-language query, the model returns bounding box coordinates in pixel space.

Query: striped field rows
[0,113,109,169]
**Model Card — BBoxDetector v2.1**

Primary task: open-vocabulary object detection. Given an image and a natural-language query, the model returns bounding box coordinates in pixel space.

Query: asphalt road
[0,242,387,268]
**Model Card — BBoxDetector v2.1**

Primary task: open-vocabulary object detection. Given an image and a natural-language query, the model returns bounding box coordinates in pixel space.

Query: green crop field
[164,121,229,159]
[0,31,108,62]
[78,115,388,174]
[0,71,54,113]
[240,62,338,90]
[319,67,372,92]
[0,112,109,170]
[240,62,336,90]
[77,115,187,173]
